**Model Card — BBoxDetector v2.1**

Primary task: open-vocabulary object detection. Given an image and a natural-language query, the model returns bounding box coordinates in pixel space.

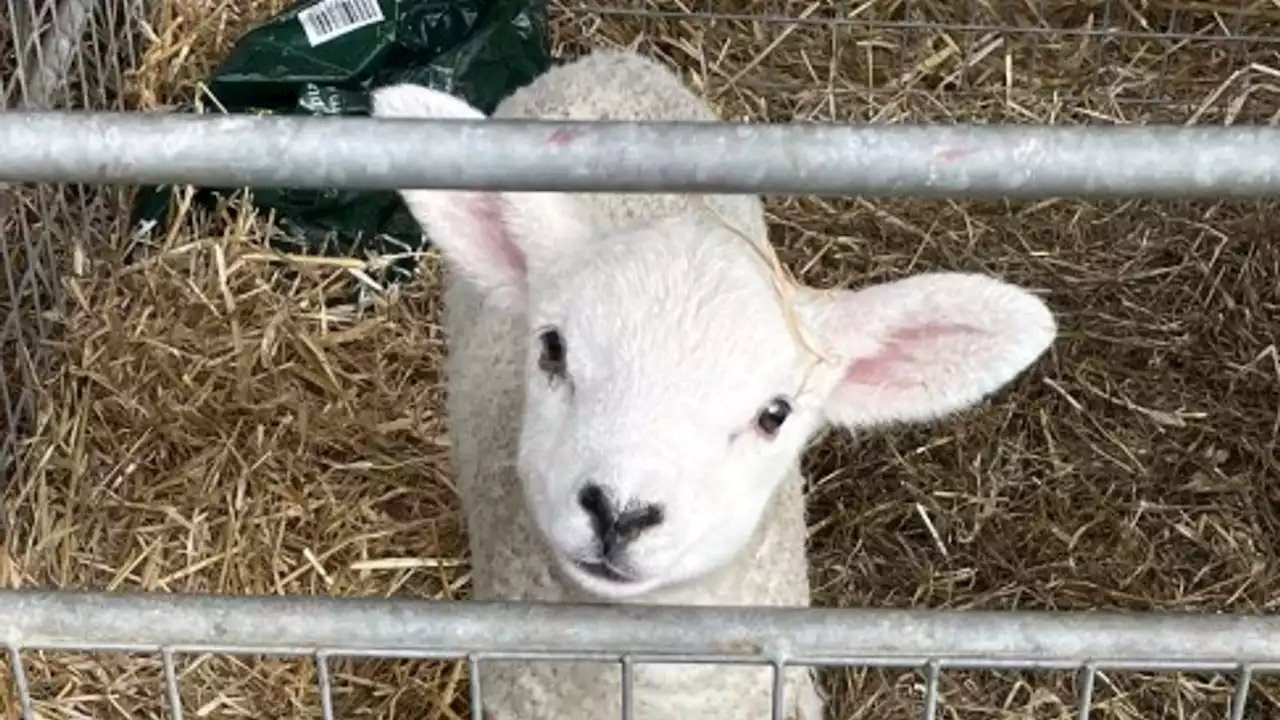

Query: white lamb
[371,49,1057,720]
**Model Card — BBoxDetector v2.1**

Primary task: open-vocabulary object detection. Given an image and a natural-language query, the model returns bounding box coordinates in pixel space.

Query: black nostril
[616,504,664,541]
[577,483,614,540]
[578,484,665,558]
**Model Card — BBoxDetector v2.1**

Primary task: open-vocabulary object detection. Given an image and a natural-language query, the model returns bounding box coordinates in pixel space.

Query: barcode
[297,0,385,47]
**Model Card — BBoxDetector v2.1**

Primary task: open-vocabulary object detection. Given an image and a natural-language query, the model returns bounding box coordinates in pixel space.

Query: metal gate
[4,1,1280,719]
[5,589,1280,719]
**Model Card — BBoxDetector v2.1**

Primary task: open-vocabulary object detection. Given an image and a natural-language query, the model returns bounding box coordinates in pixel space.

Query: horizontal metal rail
[3,589,1280,672]
[3,112,1280,198]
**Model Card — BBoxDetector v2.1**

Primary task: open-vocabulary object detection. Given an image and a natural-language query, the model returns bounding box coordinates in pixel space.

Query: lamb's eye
[537,327,567,379]
[755,397,792,438]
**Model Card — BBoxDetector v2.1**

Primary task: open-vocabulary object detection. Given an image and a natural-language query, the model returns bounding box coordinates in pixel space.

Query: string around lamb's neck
[696,197,838,397]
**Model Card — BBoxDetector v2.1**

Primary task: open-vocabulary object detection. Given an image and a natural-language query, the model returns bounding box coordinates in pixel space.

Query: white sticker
[297,0,385,47]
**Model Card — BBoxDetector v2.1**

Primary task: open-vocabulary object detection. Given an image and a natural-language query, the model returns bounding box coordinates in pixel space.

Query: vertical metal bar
[316,652,335,720]
[1076,664,1096,720]
[161,649,183,720]
[1095,0,1113,73]
[830,0,846,120]
[620,655,635,720]
[770,658,786,720]
[469,655,484,720]
[70,0,98,300]
[892,0,910,95]
[1026,0,1041,83]
[0,185,28,475]
[78,0,99,108]
[1154,3,1178,104]
[7,646,34,720]
[957,0,975,93]
[120,0,141,111]
[1227,0,1249,76]
[922,660,940,720]
[1228,664,1253,720]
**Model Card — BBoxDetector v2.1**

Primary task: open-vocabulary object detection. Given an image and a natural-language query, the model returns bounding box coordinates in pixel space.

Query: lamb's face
[371,82,1060,603]
[516,217,827,600]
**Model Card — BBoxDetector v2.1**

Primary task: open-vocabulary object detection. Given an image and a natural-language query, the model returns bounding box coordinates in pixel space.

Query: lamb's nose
[577,483,665,558]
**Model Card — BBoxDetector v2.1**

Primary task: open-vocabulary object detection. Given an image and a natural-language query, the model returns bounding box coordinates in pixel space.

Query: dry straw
[5,0,1280,718]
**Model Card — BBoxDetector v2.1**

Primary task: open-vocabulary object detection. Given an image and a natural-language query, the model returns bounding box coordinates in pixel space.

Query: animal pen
[3,0,1280,718]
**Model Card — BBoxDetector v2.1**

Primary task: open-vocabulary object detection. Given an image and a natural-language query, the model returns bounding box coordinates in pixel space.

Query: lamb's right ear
[370,83,597,309]
[800,272,1056,429]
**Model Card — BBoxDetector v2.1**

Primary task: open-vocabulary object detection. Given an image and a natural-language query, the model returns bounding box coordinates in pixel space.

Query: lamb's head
[372,83,1058,601]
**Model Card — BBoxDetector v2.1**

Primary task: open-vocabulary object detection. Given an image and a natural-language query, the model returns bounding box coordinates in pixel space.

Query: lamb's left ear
[801,272,1057,429]
[369,82,597,310]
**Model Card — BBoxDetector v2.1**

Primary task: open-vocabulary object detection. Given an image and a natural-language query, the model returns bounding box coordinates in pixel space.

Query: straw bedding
[4,0,1280,718]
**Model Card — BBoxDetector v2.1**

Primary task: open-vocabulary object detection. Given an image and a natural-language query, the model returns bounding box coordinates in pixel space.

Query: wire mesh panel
[557,1,1280,125]
[3,1,1280,720]
[0,0,147,491]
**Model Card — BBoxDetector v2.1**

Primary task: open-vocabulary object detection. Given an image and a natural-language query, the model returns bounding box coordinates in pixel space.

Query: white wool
[371,49,1057,720]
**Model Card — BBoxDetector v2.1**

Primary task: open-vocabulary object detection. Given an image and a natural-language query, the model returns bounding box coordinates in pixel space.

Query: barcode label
[297,0,385,47]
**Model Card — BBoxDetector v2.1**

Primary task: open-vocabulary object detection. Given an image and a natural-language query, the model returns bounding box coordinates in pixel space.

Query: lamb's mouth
[572,558,636,584]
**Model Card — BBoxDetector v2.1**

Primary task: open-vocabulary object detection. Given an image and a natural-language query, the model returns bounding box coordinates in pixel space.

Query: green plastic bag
[130,0,550,291]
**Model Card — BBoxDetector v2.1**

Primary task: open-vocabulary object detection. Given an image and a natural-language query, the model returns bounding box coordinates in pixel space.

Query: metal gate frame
[2,112,1280,198]
[6,2,1280,719]
[3,588,1280,720]
[2,110,1280,720]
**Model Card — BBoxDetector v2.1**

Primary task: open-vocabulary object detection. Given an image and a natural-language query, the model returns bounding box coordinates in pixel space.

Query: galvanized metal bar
[316,652,335,720]
[2,112,1280,198]
[620,655,634,720]
[770,658,785,720]
[1228,664,1253,720]
[1076,664,1096,720]
[7,645,34,720]
[469,655,484,720]
[5,590,1280,671]
[922,660,940,720]
[161,648,183,720]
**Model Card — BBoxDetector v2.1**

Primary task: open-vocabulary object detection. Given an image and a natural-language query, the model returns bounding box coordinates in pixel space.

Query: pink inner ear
[844,322,985,389]
[463,192,527,284]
